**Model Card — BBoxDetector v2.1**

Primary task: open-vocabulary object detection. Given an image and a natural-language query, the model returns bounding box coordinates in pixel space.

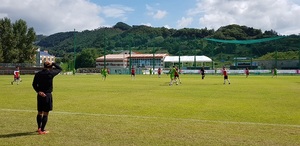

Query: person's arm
[51,63,62,75]
[32,74,47,97]
[32,74,39,93]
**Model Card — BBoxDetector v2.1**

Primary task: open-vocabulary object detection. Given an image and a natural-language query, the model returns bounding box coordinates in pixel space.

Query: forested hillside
[36,22,300,67]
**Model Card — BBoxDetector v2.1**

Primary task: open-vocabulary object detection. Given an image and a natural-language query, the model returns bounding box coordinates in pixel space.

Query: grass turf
[0,74,299,145]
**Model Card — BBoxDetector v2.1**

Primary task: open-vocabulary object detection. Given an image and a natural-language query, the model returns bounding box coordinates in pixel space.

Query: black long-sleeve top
[32,63,62,93]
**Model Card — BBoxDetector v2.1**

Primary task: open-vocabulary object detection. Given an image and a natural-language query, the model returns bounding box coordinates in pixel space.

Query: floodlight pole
[178,48,181,70]
[298,48,300,69]
[73,29,76,75]
[129,45,132,74]
[194,52,196,68]
[194,37,196,68]
[275,48,278,68]
[152,47,155,74]
[104,37,106,69]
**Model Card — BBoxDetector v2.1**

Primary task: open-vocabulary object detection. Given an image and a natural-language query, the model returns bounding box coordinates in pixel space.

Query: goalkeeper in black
[32,61,62,134]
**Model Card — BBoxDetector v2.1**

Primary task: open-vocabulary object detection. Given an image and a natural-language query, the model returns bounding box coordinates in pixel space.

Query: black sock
[41,115,48,131]
[36,114,42,129]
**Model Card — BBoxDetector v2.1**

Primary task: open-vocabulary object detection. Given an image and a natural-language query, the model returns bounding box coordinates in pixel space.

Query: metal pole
[298,48,300,69]
[73,29,76,75]
[179,48,181,70]
[129,45,132,74]
[104,37,106,69]
[194,38,196,68]
[194,55,196,68]
[275,49,278,68]
[152,47,155,74]
[250,57,253,69]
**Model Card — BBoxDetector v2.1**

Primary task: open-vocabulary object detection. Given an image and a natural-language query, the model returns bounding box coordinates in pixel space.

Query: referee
[32,61,62,134]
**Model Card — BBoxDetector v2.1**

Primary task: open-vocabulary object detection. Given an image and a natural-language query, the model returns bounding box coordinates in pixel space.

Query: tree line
[36,22,300,69]
[1,18,299,69]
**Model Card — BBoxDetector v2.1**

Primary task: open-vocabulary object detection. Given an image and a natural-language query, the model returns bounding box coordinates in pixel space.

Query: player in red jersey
[245,67,250,78]
[174,66,181,85]
[222,67,230,85]
[11,66,21,85]
[131,66,135,79]
[157,67,161,78]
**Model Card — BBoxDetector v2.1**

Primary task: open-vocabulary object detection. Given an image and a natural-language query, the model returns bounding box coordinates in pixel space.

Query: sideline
[1,108,299,128]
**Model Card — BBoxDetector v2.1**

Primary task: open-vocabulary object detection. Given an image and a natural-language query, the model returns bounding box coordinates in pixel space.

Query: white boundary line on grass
[1,108,299,128]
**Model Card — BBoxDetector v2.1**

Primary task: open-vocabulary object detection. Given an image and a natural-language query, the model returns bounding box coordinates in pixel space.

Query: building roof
[96,54,130,61]
[129,53,168,59]
[96,53,169,61]
[96,53,212,63]
[40,51,54,57]
[164,56,212,62]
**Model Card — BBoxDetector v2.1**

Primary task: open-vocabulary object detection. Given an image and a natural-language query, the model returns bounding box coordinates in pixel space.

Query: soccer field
[0,74,299,145]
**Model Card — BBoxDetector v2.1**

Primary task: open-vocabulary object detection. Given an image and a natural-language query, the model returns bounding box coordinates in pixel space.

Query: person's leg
[36,111,43,130]
[11,78,15,85]
[227,77,231,84]
[169,76,174,85]
[41,112,49,132]
[38,93,52,134]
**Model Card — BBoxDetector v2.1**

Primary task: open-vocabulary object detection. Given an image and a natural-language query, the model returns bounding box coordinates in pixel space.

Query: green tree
[0,17,36,63]
[0,18,17,63]
[113,22,132,31]
[75,48,98,68]
[13,19,36,63]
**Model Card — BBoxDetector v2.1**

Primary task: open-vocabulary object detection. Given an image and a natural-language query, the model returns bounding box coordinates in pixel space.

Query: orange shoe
[38,130,49,135]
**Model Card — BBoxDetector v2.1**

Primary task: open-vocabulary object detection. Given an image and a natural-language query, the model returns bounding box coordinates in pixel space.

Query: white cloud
[163,25,170,29]
[0,0,103,35]
[102,4,134,21]
[1,0,299,35]
[141,23,152,27]
[153,10,167,19]
[146,4,167,20]
[177,17,193,28]
[188,0,300,35]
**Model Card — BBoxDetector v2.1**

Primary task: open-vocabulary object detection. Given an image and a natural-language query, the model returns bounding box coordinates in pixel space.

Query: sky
[1,0,300,36]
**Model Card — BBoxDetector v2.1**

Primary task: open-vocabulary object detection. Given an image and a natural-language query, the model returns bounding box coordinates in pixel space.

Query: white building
[36,48,56,66]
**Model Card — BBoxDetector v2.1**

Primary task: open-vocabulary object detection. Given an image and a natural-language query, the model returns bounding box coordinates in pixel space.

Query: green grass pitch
[0,74,299,145]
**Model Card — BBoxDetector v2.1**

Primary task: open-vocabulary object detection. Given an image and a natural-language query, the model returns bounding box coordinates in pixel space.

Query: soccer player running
[101,68,108,80]
[245,67,250,78]
[200,66,205,80]
[157,67,161,78]
[169,66,177,86]
[174,66,181,85]
[32,61,62,135]
[272,67,277,78]
[131,66,135,79]
[11,66,21,85]
[222,67,231,85]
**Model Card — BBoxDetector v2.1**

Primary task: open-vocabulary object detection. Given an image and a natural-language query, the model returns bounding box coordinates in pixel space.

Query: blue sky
[91,0,196,28]
[1,0,300,35]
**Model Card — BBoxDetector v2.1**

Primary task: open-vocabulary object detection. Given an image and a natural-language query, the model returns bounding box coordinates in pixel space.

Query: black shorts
[175,75,179,78]
[224,75,228,79]
[37,93,53,112]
